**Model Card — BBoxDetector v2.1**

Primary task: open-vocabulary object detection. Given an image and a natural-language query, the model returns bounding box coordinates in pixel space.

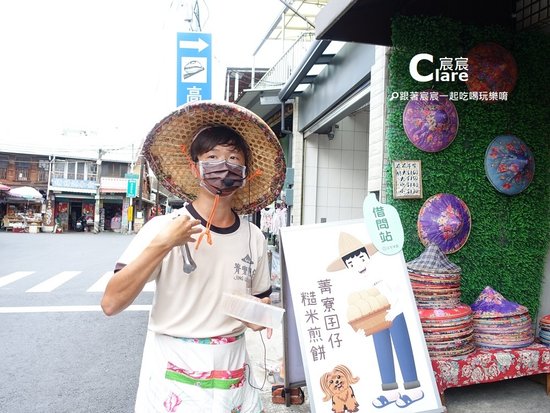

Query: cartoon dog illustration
[320,364,360,413]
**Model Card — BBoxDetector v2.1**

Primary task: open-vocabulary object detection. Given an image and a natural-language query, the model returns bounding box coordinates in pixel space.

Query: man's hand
[242,297,273,339]
[153,214,202,249]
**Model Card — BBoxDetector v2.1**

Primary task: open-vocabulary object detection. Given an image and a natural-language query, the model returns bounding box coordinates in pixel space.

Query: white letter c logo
[410,53,433,82]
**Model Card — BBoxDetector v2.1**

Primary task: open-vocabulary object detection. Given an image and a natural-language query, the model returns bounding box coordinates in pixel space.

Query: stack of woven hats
[470,286,534,349]
[407,243,475,357]
[539,315,550,346]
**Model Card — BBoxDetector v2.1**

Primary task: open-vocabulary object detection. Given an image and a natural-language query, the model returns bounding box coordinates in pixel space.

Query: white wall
[368,46,390,201]
[538,250,550,330]
[302,110,370,225]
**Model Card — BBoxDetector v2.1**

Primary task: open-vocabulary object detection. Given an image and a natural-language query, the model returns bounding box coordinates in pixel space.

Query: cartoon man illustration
[327,232,424,409]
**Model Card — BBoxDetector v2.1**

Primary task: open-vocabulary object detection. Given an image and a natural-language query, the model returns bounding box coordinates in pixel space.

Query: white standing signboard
[280,194,443,413]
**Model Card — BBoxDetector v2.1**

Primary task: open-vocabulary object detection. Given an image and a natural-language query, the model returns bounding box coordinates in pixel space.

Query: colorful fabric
[470,286,528,318]
[431,343,550,393]
[135,331,264,412]
[417,194,471,254]
[484,134,535,195]
[178,333,244,345]
[165,362,245,389]
[402,90,459,152]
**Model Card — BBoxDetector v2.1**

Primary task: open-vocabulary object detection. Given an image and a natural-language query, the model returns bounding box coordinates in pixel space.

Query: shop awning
[6,186,44,202]
[315,0,516,46]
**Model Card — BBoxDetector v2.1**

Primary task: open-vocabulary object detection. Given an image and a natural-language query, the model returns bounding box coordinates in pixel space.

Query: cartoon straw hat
[143,101,286,215]
[326,232,378,272]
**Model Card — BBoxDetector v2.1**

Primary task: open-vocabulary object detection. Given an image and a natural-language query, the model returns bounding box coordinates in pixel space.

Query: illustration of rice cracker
[347,288,392,336]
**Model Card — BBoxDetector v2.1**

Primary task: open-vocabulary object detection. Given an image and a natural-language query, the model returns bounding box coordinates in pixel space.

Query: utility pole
[93,149,104,233]
[138,154,144,221]
[128,144,135,234]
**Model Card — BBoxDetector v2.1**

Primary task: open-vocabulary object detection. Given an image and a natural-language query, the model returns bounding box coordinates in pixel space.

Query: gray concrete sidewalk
[246,328,550,413]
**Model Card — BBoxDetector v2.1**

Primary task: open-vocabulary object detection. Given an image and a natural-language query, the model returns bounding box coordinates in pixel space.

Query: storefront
[102,197,124,231]
[1,199,43,232]
[53,195,96,232]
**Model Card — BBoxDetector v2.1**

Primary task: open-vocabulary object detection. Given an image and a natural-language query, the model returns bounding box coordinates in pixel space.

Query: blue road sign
[177,32,212,106]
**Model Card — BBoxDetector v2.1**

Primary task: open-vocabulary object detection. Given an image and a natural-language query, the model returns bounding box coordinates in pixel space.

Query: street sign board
[177,32,212,106]
[125,173,139,198]
[126,179,137,198]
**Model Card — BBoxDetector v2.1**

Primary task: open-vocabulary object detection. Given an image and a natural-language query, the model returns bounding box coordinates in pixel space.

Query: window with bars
[102,162,128,178]
[0,156,7,180]
[53,161,66,179]
[52,160,98,181]
[38,160,49,182]
[15,160,30,181]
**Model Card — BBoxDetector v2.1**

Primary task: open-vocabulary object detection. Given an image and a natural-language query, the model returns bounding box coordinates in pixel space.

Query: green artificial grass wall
[386,16,550,317]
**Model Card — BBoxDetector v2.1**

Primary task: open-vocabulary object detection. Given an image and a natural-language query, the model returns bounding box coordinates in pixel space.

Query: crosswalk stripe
[87,271,114,292]
[26,271,81,293]
[0,271,35,288]
[86,271,156,292]
[0,305,152,313]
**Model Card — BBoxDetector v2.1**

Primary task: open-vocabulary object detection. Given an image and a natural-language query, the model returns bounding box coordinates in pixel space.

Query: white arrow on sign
[179,37,209,52]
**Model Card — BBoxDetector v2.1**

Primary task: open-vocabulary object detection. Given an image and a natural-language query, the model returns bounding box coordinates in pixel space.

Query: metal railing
[254,32,315,90]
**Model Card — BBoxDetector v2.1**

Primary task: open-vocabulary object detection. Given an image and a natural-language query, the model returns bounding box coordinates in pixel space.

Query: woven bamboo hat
[143,101,286,215]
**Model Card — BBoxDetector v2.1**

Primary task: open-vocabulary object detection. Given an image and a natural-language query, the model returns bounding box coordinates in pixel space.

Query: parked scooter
[75,216,86,232]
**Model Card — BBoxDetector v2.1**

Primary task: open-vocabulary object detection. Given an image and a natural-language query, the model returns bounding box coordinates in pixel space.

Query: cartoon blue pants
[372,312,420,391]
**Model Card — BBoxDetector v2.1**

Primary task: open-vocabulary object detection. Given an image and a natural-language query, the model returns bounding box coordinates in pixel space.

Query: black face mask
[198,160,246,196]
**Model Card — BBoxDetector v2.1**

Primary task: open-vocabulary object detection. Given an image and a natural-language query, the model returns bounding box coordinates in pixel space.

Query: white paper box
[222,292,285,329]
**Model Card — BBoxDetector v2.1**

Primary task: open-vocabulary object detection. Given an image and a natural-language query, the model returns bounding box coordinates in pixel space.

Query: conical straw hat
[143,101,286,215]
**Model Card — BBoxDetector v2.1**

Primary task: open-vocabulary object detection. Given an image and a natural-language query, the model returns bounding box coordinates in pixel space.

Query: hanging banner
[280,195,443,413]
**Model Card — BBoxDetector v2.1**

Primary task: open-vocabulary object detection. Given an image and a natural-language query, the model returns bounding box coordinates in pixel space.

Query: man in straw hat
[101,101,285,412]
[327,232,425,409]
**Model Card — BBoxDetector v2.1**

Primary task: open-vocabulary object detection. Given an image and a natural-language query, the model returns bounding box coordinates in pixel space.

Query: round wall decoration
[403,91,459,152]
[417,193,471,254]
[484,134,535,195]
[466,42,518,96]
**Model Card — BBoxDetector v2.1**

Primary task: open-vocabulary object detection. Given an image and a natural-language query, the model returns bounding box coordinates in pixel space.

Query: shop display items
[407,243,475,357]
[539,314,550,346]
[470,286,535,349]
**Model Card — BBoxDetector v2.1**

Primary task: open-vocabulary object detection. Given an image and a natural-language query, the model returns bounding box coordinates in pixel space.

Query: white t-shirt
[116,204,271,338]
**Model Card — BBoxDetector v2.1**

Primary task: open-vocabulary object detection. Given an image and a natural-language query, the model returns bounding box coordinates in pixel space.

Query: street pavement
[1,231,549,412]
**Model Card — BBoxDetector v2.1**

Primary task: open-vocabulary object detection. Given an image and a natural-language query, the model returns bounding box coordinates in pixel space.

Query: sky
[0,0,283,160]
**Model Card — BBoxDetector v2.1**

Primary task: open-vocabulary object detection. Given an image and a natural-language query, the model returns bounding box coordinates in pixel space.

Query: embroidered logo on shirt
[233,255,256,283]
